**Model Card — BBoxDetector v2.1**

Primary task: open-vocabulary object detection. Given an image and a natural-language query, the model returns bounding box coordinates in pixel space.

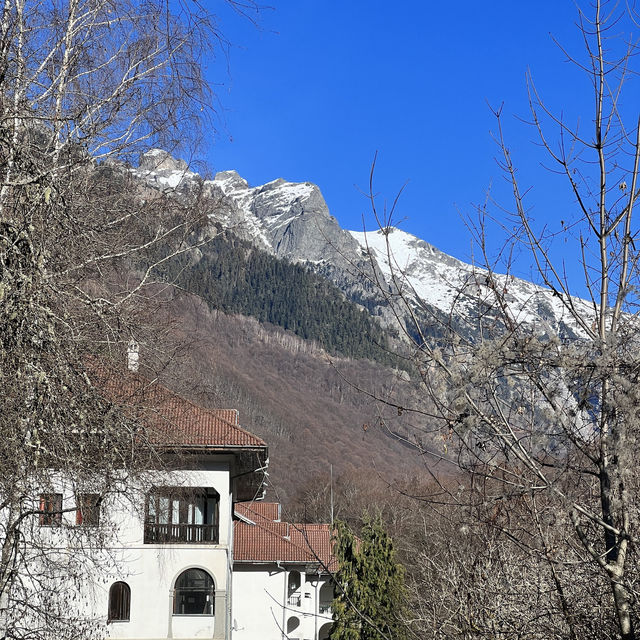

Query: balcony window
[287,594,301,607]
[319,582,334,614]
[145,488,219,544]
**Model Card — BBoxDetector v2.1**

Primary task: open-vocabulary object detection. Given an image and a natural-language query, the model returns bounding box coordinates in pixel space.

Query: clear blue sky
[202,1,639,288]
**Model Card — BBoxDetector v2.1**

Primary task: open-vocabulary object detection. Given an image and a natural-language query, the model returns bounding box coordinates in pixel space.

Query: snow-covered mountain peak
[352,226,458,267]
[131,149,197,191]
[139,148,188,172]
[212,170,249,193]
[125,150,589,341]
[350,226,476,315]
[249,179,319,222]
[350,226,589,339]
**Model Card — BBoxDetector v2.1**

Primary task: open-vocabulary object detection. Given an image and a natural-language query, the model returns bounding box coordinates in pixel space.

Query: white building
[232,502,335,640]
[29,370,335,640]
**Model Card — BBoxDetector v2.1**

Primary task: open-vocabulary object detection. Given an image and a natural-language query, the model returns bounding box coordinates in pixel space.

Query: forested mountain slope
[155,293,433,502]
[157,232,396,364]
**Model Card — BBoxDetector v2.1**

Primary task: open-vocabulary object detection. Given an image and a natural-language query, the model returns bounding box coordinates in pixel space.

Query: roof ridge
[145,383,267,447]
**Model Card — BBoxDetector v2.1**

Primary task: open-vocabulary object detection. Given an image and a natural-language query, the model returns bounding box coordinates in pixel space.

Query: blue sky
[202,1,638,288]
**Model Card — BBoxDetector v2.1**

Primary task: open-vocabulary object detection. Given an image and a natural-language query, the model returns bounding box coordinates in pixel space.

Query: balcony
[144,523,219,544]
[287,594,301,607]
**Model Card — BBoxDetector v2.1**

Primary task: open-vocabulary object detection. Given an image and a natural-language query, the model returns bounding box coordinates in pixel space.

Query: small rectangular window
[76,494,101,526]
[39,493,62,526]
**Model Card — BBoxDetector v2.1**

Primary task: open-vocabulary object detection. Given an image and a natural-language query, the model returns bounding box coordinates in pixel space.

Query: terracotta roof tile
[234,522,316,563]
[235,501,281,523]
[233,503,336,571]
[93,368,266,449]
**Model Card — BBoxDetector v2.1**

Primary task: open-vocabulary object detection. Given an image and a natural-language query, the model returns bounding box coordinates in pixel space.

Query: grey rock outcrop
[139,149,189,172]
[127,150,587,342]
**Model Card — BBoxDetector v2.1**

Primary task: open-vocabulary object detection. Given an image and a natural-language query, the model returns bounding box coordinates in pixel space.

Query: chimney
[127,339,139,372]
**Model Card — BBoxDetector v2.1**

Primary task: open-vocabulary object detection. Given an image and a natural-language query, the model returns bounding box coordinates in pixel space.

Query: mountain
[129,150,588,344]
[133,150,589,339]
[117,150,593,499]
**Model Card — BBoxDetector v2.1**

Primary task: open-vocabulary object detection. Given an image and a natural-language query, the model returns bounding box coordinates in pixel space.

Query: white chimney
[127,339,139,372]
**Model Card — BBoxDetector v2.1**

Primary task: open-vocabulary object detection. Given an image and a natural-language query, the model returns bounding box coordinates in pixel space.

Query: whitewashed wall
[30,458,234,640]
[231,566,333,640]
[104,461,232,640]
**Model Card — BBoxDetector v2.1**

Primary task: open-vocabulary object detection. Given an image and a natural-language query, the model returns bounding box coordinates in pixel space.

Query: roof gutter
[158,444,268,454]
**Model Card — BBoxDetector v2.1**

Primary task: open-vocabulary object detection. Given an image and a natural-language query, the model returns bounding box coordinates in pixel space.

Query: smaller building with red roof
[232,502,335,640]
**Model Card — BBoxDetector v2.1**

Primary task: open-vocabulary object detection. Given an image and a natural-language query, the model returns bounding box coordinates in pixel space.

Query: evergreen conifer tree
[330,520,362,640]
[330,513,407,640]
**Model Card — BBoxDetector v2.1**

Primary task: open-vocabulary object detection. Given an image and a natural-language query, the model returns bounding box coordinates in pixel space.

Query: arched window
[287,616,300,634]
[287,571,301,606]
[173,568,215,616]
[108,582,131,622]
[319,582,334,614]
[288,571,301,594]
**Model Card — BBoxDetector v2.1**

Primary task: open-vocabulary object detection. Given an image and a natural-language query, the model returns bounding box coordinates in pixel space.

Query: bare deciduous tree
[0,0,255,636]
[362,2,640,638]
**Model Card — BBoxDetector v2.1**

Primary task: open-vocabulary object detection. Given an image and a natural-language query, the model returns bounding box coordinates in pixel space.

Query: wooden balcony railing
[144,523,219,544]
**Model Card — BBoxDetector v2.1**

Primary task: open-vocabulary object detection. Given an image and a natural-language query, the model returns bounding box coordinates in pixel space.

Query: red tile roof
[233,502,336,571]
[235,501,281,523]
[93,367,266,450]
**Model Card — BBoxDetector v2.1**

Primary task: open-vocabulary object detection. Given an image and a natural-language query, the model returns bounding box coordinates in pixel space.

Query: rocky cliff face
[207,167,396,326]
[130,150,588,342]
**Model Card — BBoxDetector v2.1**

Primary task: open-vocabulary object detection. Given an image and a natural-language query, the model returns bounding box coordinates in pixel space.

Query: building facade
[232,502,335,640]
[31,370,335,640]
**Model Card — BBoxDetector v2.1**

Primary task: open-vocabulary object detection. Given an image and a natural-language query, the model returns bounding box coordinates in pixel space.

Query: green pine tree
[330,513,407,640]
[330,520,362,640]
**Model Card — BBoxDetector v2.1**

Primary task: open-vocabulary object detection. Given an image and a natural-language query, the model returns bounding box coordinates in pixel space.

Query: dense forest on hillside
[158,232,396,363]
[157,294,431,504]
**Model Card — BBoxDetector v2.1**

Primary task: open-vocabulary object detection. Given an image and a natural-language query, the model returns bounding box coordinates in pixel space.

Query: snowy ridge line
[126,149,593,340]
[349,227,592,337]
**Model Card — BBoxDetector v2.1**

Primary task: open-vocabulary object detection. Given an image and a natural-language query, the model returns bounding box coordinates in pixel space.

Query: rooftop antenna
[330,463,334,526]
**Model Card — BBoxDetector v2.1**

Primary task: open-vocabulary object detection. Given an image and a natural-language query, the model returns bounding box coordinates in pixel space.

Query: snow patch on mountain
[131,149,197,191]
[349,227,592,338]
